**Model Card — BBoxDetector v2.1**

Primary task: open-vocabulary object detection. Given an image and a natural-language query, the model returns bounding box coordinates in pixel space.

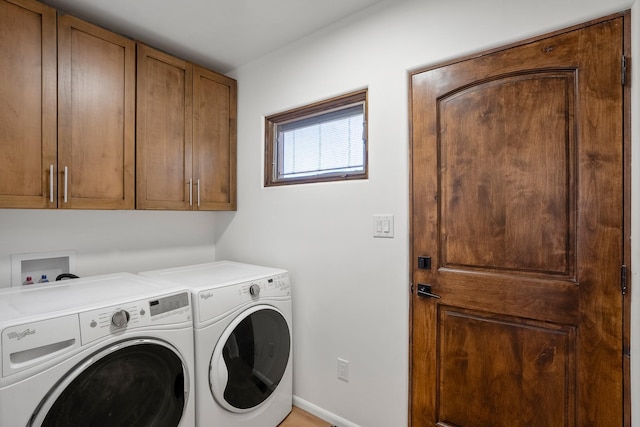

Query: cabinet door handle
[63,166,68,203]
[49,165,54,203]
[197,179,201,207]
[189,178,193,206]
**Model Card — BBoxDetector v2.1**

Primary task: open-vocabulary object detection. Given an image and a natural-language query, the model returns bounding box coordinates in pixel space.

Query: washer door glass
[32,340,187,427]
[210,305,291,412]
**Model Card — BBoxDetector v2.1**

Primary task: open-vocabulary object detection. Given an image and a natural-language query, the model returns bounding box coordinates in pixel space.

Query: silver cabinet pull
[189,178,193,206]
[196,179,200,207]
[49,165,54,203]
[63,166,68,203]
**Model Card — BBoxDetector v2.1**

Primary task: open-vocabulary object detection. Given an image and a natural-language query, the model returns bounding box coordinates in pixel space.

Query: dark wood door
[410,14,628,427]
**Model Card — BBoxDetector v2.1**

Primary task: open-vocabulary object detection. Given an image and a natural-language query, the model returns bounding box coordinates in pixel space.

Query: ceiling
[41,0,387,73]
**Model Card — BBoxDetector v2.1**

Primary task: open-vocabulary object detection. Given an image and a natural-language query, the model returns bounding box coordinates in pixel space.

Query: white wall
[0,210,217,286]
[219,0,639,426]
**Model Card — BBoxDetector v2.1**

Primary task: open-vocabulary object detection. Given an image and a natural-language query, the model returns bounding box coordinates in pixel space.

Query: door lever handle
[417,284,440,299]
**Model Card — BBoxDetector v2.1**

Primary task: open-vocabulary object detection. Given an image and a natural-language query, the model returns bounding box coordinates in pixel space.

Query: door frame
[407,11,632,425]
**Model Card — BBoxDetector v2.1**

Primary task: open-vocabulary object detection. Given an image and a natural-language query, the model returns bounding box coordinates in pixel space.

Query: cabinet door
[0,0,56,208]
[57,15,135,209]
[193,66,237,211]
[136,44,193,210]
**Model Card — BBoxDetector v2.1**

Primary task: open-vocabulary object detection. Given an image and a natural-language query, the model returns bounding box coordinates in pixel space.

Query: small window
[265,89,368,186]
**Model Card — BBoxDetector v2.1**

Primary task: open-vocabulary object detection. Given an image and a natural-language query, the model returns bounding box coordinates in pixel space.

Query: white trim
[293,396,360,427]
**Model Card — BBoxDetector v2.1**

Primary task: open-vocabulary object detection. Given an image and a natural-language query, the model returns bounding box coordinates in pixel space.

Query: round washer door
[30,339,189,427]
[210,304,291,412]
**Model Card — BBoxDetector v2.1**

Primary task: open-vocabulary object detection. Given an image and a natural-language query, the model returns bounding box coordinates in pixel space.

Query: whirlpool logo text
[7,329,35,340]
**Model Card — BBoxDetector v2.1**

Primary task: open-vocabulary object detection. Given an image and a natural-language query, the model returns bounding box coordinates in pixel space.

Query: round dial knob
[249,284,261,296]
[111,309,130,328]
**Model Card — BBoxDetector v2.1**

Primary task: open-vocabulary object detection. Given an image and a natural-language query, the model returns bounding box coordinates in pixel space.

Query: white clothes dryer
[0,273,195,427]
[140,261,292,427]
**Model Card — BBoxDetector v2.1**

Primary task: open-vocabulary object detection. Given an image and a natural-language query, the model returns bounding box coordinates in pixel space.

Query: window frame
[264,89,368,187]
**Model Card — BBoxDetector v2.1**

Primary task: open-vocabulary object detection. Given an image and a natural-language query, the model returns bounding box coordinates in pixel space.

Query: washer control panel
[79,291,191,345]
[149,292,189,316]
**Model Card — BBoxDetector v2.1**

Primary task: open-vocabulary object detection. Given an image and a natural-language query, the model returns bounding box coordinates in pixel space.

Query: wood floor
[278,406,332,427]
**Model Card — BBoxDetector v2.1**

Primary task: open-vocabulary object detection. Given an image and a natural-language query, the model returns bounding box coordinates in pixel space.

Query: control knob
[111,309,130,328]
[249,284,261,296]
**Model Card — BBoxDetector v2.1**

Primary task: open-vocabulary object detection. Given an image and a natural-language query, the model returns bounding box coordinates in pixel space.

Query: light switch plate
[337,358,349,382]
[373,214,394,238]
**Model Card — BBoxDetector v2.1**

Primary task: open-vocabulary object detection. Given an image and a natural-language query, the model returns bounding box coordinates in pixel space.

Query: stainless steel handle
[196,179,200,207]
[189,178,193,206]
[63,166,68,203]
[417,284,440,299]
[49,165,54,203]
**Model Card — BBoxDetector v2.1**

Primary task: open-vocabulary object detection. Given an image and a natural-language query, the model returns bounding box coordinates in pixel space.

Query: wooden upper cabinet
[193,66,237,211]
[57,14,135,209]
[137,45,237,211]
[1,2,233,211]
[0,0,56,208]
[136,44,193,210]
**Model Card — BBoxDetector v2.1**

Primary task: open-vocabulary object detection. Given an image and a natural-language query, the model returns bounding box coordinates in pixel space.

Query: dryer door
[30,339,188,427]
[210,304,291,412]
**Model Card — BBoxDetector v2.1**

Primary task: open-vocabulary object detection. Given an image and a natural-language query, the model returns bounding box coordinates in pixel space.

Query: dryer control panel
[196,273,290,325]
[241,273,290,298]
[79,291,191,345]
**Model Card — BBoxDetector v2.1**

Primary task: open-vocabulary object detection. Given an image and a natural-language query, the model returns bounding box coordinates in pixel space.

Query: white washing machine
[140,261,292,427]
[0,272,195,427]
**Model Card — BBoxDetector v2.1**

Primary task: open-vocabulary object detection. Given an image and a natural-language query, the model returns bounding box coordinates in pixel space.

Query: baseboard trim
[293,396,360,427]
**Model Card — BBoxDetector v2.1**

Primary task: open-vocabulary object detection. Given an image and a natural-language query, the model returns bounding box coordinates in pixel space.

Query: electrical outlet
[337,358,349,382]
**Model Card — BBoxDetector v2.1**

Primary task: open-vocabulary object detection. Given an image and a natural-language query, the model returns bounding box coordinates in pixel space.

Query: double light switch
[373,214,394,238]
